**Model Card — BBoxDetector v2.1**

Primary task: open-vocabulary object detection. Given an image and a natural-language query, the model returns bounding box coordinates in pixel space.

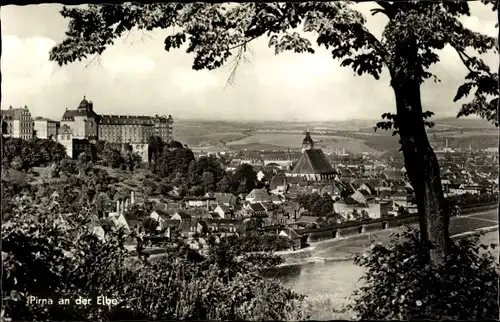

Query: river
[266,230,498,319]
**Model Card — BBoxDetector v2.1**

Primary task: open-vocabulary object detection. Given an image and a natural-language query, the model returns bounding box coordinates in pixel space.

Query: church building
[286,131,336,181]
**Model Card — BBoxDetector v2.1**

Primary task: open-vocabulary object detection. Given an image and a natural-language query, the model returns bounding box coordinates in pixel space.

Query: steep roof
[291,149,335,175]
[174,211,192,220]
[213,192,237,204]
[246,188,269,199]
[249,202,266,213]
[100,115,157,125]
[215,204,231,213]
[160,219,181,230]
[296,215,321,224]
[1,108,25,120]
[279,228,301,239]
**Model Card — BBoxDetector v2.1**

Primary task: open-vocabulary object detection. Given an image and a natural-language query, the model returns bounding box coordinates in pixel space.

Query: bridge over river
[294,203,498,245]
[266,208,499,320]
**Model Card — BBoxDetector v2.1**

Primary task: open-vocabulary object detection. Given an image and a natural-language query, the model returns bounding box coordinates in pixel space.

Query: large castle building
[61,96,174,144]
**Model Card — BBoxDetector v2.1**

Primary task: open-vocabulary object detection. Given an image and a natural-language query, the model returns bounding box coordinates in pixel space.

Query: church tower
[302,131,314,153]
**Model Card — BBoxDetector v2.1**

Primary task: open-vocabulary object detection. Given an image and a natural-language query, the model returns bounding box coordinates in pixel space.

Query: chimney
[131,191,135,204]
[121,200,125,215]
[116,200,120,214]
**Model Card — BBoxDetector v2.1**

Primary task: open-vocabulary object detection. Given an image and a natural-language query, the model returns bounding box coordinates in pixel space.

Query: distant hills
[177,116,497,132]
[432,117,497,129]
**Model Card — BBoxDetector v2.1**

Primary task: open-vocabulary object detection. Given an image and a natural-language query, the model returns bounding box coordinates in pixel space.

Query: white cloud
[101,54,155,74]
[1,4,497,122]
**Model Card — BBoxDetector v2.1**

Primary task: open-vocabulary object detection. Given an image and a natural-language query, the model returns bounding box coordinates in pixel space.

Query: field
[178,132,248,147]
[172,118,499,154]
[174,119,254,147]
[226,132,384,154]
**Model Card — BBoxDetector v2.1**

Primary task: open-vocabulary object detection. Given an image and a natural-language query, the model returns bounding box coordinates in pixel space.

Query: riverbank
[280,229,499,321]
[278,209,498,267]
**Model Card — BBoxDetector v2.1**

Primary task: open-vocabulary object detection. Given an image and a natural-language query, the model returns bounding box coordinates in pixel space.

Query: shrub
[2,198,307,321]
[349,228,499,320]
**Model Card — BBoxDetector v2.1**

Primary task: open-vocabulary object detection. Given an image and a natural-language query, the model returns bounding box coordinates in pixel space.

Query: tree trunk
[390,38,449,266]
[497,1,499,242]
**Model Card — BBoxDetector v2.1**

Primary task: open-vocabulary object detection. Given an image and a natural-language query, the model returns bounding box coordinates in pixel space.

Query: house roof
[383,170,405,180]
[1,107,28,120]
[213,192,237,204]
[203,218,243,226]
[291,149,336,175]
[359,190,373,198]
[249,202,266,212]
[174,211,192,220]
[279,228,301,239]
[160,219,181,230]
[61,108,98,121]
[215,204,231,213]
[152,209,169,219]
[350,190,367,204]
[186,208,211,218]
[246,188,269,199]
[269,195,282,202]
[296,215,321,224]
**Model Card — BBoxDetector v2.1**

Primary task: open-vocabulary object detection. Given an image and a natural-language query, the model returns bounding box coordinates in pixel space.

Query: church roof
[302,132,314,145]
[79,97,90,109]
[291,149,336,175]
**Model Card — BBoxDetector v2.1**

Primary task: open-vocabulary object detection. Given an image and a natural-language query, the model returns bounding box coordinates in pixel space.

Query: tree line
[2,137,67,170]
[148,136,261,196]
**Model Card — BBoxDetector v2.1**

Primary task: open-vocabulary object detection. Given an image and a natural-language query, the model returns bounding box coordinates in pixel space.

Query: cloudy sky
[1,3,497,122]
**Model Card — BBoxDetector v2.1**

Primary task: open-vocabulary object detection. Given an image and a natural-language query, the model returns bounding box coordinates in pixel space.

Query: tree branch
[454,47,494,77]
[375,1,395,19]
[455,50,474,74]
[227,35,259,51]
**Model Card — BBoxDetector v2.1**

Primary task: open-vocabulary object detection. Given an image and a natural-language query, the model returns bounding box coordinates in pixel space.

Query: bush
[349,228,499,320]
[2,137,67,170]
[2,198,308,321]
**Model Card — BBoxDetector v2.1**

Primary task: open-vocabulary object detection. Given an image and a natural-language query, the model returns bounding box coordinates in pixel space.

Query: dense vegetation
[98,143,142,171]
[2,201,308,321]
[447,192,499,208]
[2,137,67,170]
[148,136,259,196]
[218,233,296,253]
[350,228,499,320]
